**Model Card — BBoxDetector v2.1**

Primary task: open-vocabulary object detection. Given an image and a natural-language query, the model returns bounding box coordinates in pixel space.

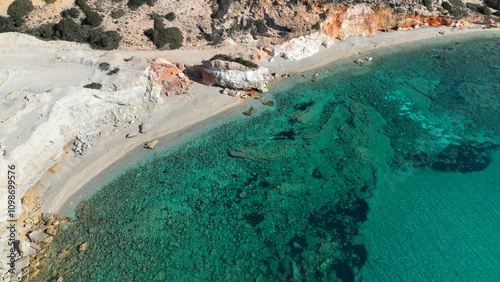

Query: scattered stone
[139,123,151,133]
[263,101,275,106]
[42,236,54,244]
[88,227,97,234]
[355,59,364,64]
[45,227,57,236]
[144,140,159,149]
[281,73,290,78]
[28,231,48,243]
[126,133,137,138]
[365,57,373,61]
[98,62,110,71]
[78,242,89,253]
[51,274,64,282]
[243,107,254,116]
[57,247,71,259]
[15,256,29,272]
[18,241,39,256]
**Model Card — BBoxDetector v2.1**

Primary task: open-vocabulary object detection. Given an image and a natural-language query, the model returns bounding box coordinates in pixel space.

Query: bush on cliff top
[485,0,500,10]
[7,0,34,26]
[83,11,103,27]
[210,54,258,69]
[0,16,16,33]
[84,82,102,89]
[28,18,121,50]
[144,17,183,49]
[61,8,80,19]
[111,9,125,19]
[127,0,157,10]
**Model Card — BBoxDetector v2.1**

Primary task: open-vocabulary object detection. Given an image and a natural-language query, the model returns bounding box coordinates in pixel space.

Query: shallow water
[38,32,500,281]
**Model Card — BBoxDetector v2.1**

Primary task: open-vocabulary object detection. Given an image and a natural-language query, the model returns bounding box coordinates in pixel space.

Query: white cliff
[0,33,164,279]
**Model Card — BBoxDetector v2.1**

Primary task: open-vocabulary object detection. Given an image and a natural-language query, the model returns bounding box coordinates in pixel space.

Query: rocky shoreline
[1,3,498,279]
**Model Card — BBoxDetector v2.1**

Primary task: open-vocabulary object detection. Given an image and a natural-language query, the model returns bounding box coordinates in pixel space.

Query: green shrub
[163,27,183,48]
[84,11,103,27]
[107,67,120,75]
[75,0,87,6]
[84,82,102,89]
[485,0,500,10]
[210,54,258,69]
[450,7,468,17]
[44,0,56,4]
[0,16,16,33]
[61,8,80,18]
[152,16,164,29]
[210,0,233,19]
[7,0,34,26]
[111,9,125,19]
[29,23,55,39]
[165,12,175,21]
[495,10,500,16]
[319,9,329,21]
[448,0,464,6]
[53,18,90,41]
[422,0,433,11]
[442,2,452,11]
[479,6,493,15]
[144,18,183,49]
[127,0,157,10]
[312,22,320,30]
[89,29,121,50]
[127,0,143,10]
[254,19,268,35]
[466,3,480,12]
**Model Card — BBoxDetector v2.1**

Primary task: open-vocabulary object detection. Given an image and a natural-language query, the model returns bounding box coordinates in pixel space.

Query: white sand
[1,24,497,216]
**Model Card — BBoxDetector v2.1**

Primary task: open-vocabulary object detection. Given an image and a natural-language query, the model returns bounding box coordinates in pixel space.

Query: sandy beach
[1,24,498,218]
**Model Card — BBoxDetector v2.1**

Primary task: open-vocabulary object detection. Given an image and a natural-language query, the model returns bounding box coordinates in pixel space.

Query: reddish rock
[146,59,193,96]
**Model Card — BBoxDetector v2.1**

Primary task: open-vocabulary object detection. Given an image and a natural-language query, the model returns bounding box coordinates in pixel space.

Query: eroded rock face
[268,4,476,61]
[195,60,270,89]
[146,59,193,97]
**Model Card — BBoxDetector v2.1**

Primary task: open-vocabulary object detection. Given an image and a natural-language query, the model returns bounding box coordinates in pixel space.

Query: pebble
[243,107,254,116]
[78,242,89,253]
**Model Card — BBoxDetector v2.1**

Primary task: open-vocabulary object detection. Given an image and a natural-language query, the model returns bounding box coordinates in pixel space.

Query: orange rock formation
[147,59,193,96]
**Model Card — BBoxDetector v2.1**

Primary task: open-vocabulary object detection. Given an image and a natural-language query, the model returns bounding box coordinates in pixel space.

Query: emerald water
[38,32,500,281]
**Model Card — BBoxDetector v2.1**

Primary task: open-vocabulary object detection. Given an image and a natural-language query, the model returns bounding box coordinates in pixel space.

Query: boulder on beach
[139,123,151,133]
[28,231,49,243]
[144,140,159,149]
[146,58,193,96]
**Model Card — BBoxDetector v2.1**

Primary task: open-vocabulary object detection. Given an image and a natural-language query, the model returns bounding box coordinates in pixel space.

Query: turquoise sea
[38,31,500,281]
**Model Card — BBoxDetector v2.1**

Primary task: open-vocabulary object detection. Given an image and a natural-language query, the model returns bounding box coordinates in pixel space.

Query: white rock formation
[207,67,270,89]
[200,60,270,89]
[268,32,334,61]
[0,33,164,279]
